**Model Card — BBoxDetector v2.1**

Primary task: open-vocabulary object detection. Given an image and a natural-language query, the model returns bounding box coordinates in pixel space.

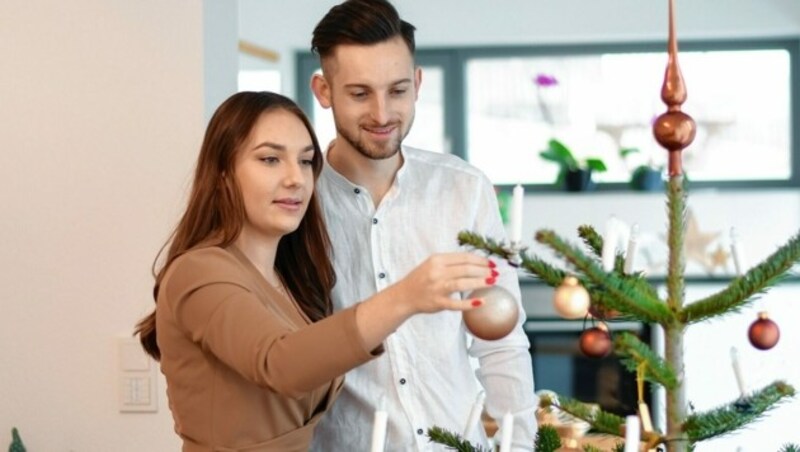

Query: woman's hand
[391,252,498,315]
[355,252,498,349]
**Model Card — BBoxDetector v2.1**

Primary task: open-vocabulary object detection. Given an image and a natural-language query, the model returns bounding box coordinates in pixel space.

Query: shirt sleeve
[162,248,383,398]
[465,176,538,451]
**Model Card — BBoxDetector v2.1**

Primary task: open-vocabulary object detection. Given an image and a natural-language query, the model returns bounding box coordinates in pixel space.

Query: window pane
[466,49,791,185]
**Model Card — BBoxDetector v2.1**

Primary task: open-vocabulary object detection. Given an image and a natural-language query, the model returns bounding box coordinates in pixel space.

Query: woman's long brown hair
[134,92,335,360]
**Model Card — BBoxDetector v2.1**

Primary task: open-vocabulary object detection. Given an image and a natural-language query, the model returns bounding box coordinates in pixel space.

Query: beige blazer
[156,246,381,451]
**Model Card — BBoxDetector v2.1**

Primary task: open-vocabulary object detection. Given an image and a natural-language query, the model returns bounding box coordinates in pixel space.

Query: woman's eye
[301,159,314,166]
[261,156,279,164]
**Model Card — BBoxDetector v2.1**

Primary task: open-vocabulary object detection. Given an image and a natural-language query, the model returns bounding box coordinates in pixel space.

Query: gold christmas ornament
[748,311,780,351]
[553,276,590,319]
[463,286,520,341]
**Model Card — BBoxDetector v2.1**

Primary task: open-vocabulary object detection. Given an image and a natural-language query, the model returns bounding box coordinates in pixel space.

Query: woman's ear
[311,73,332,109]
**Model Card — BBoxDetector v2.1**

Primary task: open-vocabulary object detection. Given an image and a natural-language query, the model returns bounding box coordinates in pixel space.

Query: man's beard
[335,117,414,161]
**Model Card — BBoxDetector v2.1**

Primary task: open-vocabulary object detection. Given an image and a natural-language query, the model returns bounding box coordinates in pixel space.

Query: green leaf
[619,147,640,159]
[585,158,607,172]
[540,138,578,169]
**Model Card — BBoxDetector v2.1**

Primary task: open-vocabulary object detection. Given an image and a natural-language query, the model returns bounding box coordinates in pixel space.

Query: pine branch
[576,224,628,273]
[682,230,800,324]
[779,444,800,452]
[535,425,562,452]
[535,230,675,325]
[614,332,678,390]
[426,426,490,452]
[665,176,688,312]
[539,393,625,437]
[683,380,795,442]
[577,224,604,257]
[458,230,567,286]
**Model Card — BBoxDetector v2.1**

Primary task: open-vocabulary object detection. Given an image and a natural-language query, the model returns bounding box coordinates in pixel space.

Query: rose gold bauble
[579,325,612,358]
[553,276,590,319]
[463,286,520,341]
[748,311,780,351]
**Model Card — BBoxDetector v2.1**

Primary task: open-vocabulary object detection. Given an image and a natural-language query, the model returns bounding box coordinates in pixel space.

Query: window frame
[296,37,800,191]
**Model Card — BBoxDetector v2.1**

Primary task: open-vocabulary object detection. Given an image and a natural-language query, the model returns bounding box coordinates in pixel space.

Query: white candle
[510,184,524,243]
[601,216,619,272]
[623,415,640,452]
[498,411,514,452]
[730,228,747,276]
[624,224,639,274]
[370,396,388,452]
[730,347,747,398]
[462,391,486,439]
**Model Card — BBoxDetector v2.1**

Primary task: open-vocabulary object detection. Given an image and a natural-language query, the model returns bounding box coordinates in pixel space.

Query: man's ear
[311,73,332,109]
[413,66,423,101]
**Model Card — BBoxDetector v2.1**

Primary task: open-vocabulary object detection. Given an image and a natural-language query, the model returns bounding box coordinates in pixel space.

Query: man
[309,0,537,450]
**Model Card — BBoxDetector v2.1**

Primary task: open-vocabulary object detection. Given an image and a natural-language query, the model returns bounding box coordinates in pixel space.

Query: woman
[134,91,495,452]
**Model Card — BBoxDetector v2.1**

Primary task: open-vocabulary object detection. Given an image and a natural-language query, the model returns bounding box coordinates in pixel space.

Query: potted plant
[539,138,607,191]
[619,147,664,191]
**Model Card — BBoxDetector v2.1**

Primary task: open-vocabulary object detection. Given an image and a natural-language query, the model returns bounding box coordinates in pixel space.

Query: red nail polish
[471,299,483,307]
[486,277,496,285]
[488,260,497,269]
[491,269,499,278]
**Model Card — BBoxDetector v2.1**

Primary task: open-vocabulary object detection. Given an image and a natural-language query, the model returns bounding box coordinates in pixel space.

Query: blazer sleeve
[161,248,382,398]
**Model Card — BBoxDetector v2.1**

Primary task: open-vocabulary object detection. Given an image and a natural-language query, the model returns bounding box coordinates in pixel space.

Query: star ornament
[684,209,722,273]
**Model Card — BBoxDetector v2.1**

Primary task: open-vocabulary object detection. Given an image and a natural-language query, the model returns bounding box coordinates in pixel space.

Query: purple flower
[534,74,558,87]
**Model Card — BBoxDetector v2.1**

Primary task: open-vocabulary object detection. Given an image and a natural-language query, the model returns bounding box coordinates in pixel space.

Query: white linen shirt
[310,146,537,451]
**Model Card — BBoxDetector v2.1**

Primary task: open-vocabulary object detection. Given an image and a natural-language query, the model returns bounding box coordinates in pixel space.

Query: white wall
[0,1,236,450]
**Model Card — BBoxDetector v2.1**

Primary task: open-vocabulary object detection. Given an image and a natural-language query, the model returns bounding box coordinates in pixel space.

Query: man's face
[313,36,421,160]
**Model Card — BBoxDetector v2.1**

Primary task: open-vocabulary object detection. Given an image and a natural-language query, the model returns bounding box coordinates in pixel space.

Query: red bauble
[579,325,612,358]
[748,311,780,350]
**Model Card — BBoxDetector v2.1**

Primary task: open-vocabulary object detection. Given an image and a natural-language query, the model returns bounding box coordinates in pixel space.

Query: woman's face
[234,108,316,242]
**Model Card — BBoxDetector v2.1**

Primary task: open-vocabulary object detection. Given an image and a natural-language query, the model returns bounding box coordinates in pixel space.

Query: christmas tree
[430,0,800,451]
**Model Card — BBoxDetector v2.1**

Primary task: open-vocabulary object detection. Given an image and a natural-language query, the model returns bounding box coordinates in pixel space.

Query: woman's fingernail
[485,277,496,285]
[488,260,497,269]
[471,299,483,307]
[491,269,499,278]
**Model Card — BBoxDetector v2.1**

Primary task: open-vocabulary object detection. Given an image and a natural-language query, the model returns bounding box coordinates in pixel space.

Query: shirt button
[378,272,386,279]
[399,378,406,385]
[372,218,378,225]
[353,188,361,194]
[417,429,424,435]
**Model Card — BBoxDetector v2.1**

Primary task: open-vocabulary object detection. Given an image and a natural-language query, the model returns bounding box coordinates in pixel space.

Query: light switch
[118,336,158,413]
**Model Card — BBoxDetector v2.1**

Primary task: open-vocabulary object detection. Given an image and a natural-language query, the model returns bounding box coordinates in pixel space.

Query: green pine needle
[535,230,674,325]
[682,230,800,324]
[540,393,625,436]
[779,444,800,452]
[683,380,795,442]
[534,425,562,452]
[614,332,678,390]
[577,224,604,257]
[9,427,27,452]
[426,426,490,452]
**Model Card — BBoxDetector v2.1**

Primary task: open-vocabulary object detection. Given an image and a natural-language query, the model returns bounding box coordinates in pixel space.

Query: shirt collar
[321,140,410,190]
